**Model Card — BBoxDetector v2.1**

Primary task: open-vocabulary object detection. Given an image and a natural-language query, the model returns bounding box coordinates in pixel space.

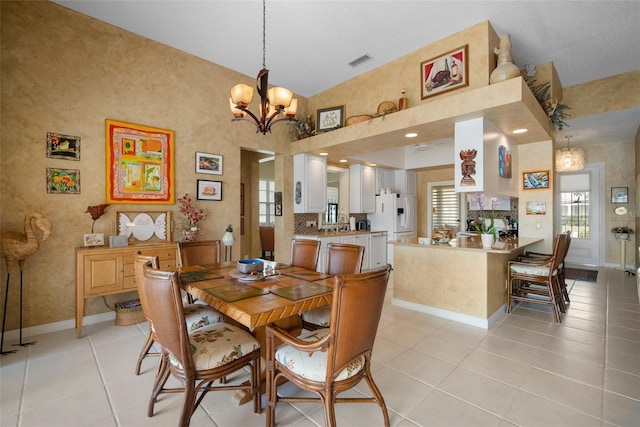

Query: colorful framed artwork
[196,152,223,175]
[611,187,628,203]
[526,201,546,215]
[105,119,174,204]
[421,45,468,99]
[197,180,222,201]
[46,167,80,194]
[316,105,344,132]
[523,170,550,190]
[47,132,80,160]
[498,145,512,178]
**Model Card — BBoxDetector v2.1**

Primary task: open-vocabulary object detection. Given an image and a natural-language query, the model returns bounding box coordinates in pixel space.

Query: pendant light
[229,0,296,134]
[556,135,584,172]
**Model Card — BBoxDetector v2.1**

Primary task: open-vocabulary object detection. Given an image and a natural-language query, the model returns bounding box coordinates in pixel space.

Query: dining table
[179,259,336,405]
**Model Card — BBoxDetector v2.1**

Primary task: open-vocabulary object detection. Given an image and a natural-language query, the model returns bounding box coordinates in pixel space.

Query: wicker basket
[377,101,397,115]
[345,115,374,126]
[115,300,145,326]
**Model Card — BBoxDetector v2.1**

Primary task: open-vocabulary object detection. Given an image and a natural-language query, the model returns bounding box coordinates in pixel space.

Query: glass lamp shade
[229,98,246,118]
[268,87,293,107]
[260,102,278,119]
[284,98,298,118]
[230,84,253,107]
[555,148,585,172]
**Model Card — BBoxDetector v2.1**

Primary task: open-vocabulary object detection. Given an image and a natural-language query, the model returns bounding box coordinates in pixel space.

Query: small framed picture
[274,191,283,216]
[47,132,80,160]
[83,233,104,247]
[611,187,628,203]
[316,105,344,132]
[522,170,550,190]
[197,180,222,201]
[195,152,223,175]
[46,167,80,194]
[526,201,546,215]
[421,45,468,99]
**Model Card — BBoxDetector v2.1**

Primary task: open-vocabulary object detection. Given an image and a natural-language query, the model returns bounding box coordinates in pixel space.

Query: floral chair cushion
[275,329,364,381]
[300,306,331,328]
[183,304,225,333]
[168,323,259,371]
[510,264,558,277]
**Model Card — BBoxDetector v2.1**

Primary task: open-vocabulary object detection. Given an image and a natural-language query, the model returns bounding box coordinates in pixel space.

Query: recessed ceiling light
[319,152,328,156]
[339,159,348,163]
[405,132,418,138]
[512,128,528,134]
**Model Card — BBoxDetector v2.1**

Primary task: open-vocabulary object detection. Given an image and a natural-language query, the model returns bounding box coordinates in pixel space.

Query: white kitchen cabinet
[293,153,327,213]
[349,164,376,213]
[375,168,395,195]
[394,170,417,194]
[340,234,370,271]
[369,231,388,269]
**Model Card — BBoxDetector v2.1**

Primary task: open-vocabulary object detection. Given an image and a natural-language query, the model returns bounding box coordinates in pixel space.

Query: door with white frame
[556,163,604,267]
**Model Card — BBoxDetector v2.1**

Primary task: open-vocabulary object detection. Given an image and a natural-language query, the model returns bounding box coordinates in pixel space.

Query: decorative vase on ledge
[181,228,199,242]
[481,233,494,249]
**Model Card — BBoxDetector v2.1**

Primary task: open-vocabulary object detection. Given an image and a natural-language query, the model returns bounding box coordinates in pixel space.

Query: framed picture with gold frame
[421,45,468,99]
[106,119,175,204]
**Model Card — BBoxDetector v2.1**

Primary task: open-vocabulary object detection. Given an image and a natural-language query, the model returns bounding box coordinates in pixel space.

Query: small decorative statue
[490,33,521,84]
[459,149,477,186]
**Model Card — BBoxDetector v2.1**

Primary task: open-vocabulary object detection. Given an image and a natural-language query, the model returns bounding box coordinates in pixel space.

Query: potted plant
[612,226,633,240]
[289,115,316,141]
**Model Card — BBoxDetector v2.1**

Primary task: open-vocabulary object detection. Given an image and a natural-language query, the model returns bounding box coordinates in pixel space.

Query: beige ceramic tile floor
[1,267,639,426]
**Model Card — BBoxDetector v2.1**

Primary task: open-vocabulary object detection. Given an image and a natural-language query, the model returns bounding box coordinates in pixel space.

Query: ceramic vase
[181,228,199,242]
[490,33,521,84]
[481,233,494,249]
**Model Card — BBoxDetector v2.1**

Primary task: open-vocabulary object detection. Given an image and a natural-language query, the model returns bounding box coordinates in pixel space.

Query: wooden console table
[75,243,178,338]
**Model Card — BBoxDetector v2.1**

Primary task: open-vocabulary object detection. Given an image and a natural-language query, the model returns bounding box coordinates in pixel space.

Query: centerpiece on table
[470,193,499,249]
[177,193,206,242]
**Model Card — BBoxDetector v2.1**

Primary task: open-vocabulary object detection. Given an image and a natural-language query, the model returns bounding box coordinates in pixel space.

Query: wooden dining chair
[507,233,568,322]
[301,243,365,330]
[266,265,392,427]
[178,240,221,266]
[142,266,261,426]
[132,253,225,375]
[260,226,275,260]
[290,239,321,271]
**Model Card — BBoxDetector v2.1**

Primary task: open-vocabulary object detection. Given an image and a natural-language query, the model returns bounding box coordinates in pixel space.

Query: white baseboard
[1,312,115,341]
[391,298,505,329]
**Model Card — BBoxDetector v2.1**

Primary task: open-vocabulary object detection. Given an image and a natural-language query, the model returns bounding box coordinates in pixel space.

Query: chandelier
[229,0,297,134]
[555,135,584,172]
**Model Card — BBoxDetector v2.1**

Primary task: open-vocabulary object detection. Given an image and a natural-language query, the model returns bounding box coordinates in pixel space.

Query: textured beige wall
[0,1,293,329]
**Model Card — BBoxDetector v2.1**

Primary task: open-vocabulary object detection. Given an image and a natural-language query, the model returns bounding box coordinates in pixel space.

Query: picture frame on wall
[46,167,80,194]
[274,191,283,216]
[197,180,222,201]
[46,132,80,161]
[316,105,344,132]
[195,152,223,175]
[105,119,174,204]
[611,187,628,203]
[421,45,468,99]
[522,170,550,190]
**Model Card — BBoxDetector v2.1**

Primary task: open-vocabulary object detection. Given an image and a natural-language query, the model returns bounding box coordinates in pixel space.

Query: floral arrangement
[471,193,499,235]
[85,203,109,233]
[611,226,633,234]
[177,193,206,231]
[289,115,316,140]
[526,79,571,131]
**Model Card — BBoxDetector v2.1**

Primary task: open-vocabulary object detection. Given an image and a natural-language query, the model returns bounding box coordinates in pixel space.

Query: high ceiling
[53,0,640,144]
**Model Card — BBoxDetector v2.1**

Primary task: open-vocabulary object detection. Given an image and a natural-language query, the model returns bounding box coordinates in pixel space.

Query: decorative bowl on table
[237,259,264,274]
[432,227,452,244]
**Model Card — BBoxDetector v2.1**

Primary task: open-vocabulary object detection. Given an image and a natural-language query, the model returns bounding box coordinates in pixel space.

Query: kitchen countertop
[295,230,387,237]
[390,235,542,254]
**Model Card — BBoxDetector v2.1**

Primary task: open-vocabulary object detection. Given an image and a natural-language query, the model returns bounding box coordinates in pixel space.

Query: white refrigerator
[369,193,417,265]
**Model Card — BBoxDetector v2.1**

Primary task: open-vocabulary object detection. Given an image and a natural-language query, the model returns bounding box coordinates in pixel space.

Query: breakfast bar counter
[390,235,542,328]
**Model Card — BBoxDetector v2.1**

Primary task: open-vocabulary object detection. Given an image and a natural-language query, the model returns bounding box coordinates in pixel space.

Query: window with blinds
[431,185,460,229]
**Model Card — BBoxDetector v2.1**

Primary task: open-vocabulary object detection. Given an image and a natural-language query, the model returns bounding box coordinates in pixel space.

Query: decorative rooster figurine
[0,212,52,353]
